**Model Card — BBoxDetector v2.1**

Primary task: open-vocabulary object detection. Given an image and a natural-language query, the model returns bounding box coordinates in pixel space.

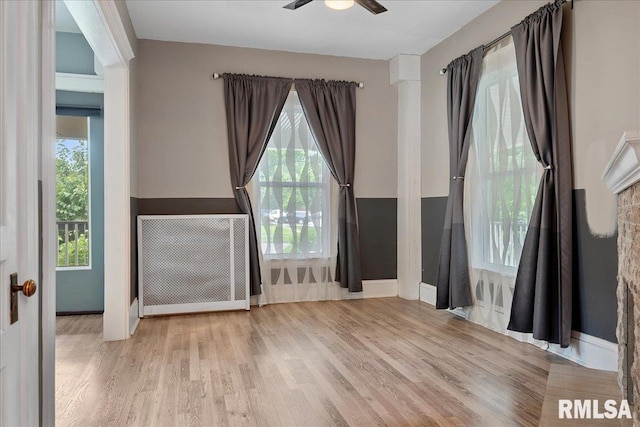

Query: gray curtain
[507,0,573,347]
[223,74,293,295]
[436,47,484,309]
[295,79,362,292]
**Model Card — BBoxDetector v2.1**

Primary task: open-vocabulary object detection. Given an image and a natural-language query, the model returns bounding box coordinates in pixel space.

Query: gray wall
[134,39,399,281]
[56,32,95,75]
[419,0,640,342]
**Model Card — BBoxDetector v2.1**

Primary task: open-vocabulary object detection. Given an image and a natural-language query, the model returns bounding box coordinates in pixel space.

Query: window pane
[56,116,90,268]
[255,92,330,258]
[466,37,541,272]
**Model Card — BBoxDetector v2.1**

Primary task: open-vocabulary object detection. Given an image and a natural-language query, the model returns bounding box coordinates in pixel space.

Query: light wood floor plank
[57,298,584,426]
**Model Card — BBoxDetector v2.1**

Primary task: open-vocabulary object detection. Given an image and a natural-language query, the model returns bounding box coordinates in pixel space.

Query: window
[56,116,91,268]
[254,91,332,259]
[466,37,541,274]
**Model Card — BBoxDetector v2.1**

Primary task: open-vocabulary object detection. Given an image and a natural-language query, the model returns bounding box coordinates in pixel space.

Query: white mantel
[602,131,640,194]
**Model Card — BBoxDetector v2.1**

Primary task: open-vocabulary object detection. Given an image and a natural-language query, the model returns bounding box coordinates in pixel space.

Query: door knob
[12,279,37,297]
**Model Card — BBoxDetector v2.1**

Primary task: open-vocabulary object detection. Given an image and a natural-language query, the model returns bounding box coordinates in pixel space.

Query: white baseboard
[362,279,398,298]
[419,282,436,306]
[250,279,399,306]
[419,282,617,371]
[129,298,140,336]
[547,331,618,372]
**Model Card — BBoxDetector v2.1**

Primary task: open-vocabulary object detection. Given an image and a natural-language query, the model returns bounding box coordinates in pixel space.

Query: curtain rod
[438,0,570,76]
[212,72,365,89]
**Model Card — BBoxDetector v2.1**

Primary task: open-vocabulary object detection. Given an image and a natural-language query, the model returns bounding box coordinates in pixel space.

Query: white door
[0,0,42,426]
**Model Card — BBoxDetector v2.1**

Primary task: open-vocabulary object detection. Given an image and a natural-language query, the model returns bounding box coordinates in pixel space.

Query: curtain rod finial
[357,82,364,89]
[439,68,447,76]
[213,73,221,79]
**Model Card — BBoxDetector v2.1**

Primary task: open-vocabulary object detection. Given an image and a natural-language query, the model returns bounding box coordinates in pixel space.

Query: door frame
[41,0,134,423]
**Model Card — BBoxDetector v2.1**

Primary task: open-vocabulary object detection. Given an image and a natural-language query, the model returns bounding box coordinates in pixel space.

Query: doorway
[55,114,104,313]
[41,0,135,424]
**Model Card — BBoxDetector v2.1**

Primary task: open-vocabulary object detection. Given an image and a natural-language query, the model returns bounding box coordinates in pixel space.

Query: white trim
[393,55,422,301]
[55,72,104,93]
[61,0,136,342]
[419,282,436,306]
[390,54,421,85]
[63,0,133,67]
[547,331,618,372]
[420,283,617,370]
[129,298,139,335]
[94,54,103,76]
[102,65,130,341]
[95,1,134,64]
[41,1,57,425]
[137,214,249,220]
[601,131,640,194]
[361,279,398,298]
[249,279,398,306]
[55,266,92,272]
[143,301,248,317]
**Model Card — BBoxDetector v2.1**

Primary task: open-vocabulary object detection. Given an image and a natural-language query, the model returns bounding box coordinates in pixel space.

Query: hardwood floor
[540,364,631,427]
[56,298,571,426]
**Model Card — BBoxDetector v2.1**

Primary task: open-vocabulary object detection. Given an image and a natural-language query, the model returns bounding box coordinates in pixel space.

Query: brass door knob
[12,279,37,297]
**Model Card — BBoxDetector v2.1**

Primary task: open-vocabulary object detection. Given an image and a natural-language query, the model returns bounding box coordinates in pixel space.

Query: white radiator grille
[138,215,250,316]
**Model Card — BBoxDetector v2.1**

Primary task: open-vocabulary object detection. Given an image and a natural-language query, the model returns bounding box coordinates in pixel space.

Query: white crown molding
[96,1,134,63]
[601,131,640,194]
[63,0,134,67]
[55,72,104,93]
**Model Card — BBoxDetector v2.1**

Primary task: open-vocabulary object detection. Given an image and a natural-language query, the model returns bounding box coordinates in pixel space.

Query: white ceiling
[125,0,499,60]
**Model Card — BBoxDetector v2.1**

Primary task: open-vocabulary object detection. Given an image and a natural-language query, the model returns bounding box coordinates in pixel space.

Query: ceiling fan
[283,0,387,15]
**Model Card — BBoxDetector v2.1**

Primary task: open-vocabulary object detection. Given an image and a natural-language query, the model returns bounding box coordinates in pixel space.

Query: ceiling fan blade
[283,0,314,10]
[355,0,387,14]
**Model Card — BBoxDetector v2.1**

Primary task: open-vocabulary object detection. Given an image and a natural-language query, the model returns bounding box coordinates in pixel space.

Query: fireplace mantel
[603,130,640,422]
[602,131,640,194]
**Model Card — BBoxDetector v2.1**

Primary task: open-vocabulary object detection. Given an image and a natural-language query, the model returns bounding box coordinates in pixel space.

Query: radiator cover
[137,215,250,316]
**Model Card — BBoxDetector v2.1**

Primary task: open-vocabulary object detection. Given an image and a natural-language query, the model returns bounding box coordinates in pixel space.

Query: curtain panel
[436,47,484,309]
[295,79,363,293]
[251,91,342,304]
[223,74,293,295]
[507,0,573,347]
[464,36,542,334]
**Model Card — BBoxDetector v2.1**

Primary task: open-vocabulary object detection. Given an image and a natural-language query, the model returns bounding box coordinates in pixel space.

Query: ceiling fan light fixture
[324,0,355,11]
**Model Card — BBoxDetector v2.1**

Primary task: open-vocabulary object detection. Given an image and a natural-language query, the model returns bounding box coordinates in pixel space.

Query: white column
[391,55,421,300]
[103,65,131,341]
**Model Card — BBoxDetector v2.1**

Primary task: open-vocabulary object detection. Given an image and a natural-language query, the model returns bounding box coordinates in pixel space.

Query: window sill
[56,266,92,272]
